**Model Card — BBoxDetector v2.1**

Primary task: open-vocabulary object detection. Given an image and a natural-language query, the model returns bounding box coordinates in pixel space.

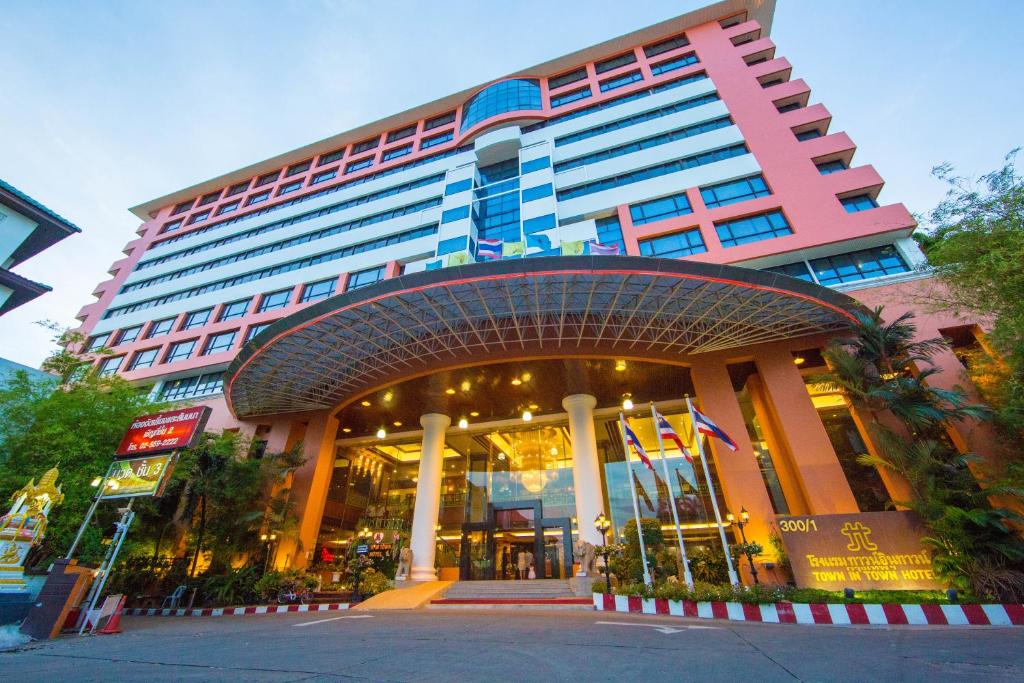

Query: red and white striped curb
[593,593,1024,626]
[124,602,350,617]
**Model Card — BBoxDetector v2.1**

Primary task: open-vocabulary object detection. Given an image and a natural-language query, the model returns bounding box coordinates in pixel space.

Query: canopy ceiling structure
[225,256,861,418]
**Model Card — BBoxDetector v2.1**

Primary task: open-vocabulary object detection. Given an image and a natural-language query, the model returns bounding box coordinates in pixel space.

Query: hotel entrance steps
[430,580,593,609]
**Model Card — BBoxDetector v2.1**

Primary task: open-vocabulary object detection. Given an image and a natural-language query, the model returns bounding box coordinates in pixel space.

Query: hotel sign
[777,511,943,591]
[100,454,177,499]
[115,406,211,457]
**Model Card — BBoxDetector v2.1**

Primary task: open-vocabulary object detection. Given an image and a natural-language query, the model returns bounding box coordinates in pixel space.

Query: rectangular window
[310,168,338,185]
[128,348,159,370]
[638,227,707,258]
[300,277,337,303]
[98,355,123,376]
[841,194,879,213]
[244,322,272,343]
[521,183,553,202]
[386,125,417,143]
[761,78,784,88]
[765,261,814,282]
[318,148,345,166]
[218,298,250,321]
[523,213,556,234]
[776,102,801,113]
[595,51,637,74]
[382,144,412,161]
[147,317,176,338]
[421,131,453,149]
[258,288,293,312]
[348,265,385,290]
[520,156,551,174]
[116,325,143,345]
[216,200,240,215]
[715,210,792,247]
[164,339,196,363]
[441,205,471,223]
[225,181,251,197]
[277,180,302,196]
[247,190,271,205]
[172,200,194,215]
[424,111,456,131]
[437,236,468,255]
[444,179,472,195]
[651,53,699,76]
[548,67,588,90]
[599,70,642,92]
[182,308,213,330]
[351,137,379,155]
[286,160,311,176]
[630,192,692,225]
[160,219,183,234]
[187,210,210,225]
[86,333,110,352]
[700,175,770,209]
[160,372,224,400]
[811,245,909,285]
[554,91,721,148]
[795,129,822,141]
[345,157,373,173]
[203,330,237,355]
[255,171,280,188]
[594,214,626,253]
[198,190,222,207]
[816,159,848,175]
[550,86,592,108]
[644,34,689,58]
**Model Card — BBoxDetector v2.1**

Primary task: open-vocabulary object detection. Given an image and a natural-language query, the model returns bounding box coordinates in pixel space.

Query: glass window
[595,215,625,253]
[351,137,379,155]
[225,181,250,197]
[638,227,706,258]
[310,168,338,185]
[218,298,250,321]
[521,183,553,202]
[777,102,801,113]
[247,190,271,205]
[699,175,770,209]
[300,277,337,303]
[461,79,542,132]
[160,219,183,234]
[599,70,642,92]
[128,348,159,370]
[216,200,240,215]
[258,288,293,312]
[181,308,213,330]
[386,125,417,143]
[345,157,373,173]
[286,160,311,177]
[715,210,792,248]
[765,261,814,282]
[164,339,196,363]
[548,67,587,90]
[244,322,273,343]
[420,131,453,149]
[116,325,143,345]
[841,194,879,213]
[630,192,692,225]
[555,92,720,148]
[147,317,176,338]
[255,171,280,187]
[187,210,210,225]
[382,144,412,161]
[203,330,237,355]
[550,86,591,108]
[811,245,909,285]
[817,159,847,175]
[795,129,822,141]
[160,372,224,400]
[86,333,110,352]
[594,51,637,74]
[445,179,472,195]
[198,190,221,206]
[277,180,302,195]
[441,205,470,223]
[520,156,550,174]
[348,265,385,290]
[171,200,194,215]
[318,148,345,166]
[424,111,456,131]
[98,355,123,376]
[651,53,699,76]
[644,34,689,58]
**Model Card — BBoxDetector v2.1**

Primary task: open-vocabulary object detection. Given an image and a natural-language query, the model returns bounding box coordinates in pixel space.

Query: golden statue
[0,467,64,593]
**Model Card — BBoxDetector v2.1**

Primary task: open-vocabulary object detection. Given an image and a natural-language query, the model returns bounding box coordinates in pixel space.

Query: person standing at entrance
[525,550,535,580]
[517,549,528,580]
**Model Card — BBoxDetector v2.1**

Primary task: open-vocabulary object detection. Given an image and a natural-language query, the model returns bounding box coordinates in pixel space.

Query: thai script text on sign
[100,454,176,499]
[115,406,211,457]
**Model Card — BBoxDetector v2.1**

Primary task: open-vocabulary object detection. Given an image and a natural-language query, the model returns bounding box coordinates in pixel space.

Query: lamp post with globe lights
[594,512,613,592]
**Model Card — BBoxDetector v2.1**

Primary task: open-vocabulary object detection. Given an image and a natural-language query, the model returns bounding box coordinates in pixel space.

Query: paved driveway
[3,609,1023,682]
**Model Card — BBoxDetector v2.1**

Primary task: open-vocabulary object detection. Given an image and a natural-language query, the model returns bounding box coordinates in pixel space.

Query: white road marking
[596,620,720,634]
[294,614,374,627]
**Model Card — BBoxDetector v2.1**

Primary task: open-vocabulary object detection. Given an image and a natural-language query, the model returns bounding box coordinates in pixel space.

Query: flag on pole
[502,241,525,257]
[560,240,585,256]
[656,414,694,463]
[477,238,502,260]
[588,241,621,256]
[621,419,654,471]
[691,408,739,451]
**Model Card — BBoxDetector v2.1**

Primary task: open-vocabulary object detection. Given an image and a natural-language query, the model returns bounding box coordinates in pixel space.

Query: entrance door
[459,527,494,580]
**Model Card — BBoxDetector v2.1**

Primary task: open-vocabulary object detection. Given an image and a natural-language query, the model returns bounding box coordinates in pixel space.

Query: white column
[562,394,604,549]
[408,412,450,581]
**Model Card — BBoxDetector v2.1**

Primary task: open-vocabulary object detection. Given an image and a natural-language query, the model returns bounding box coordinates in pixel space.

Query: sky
[1,0,1021,368]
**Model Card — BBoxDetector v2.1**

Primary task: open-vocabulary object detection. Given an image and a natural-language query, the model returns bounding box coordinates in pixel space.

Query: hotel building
[75,0,994,582]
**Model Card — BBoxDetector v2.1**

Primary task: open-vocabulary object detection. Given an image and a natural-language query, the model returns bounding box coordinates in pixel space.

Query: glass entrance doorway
[459,500,573,580]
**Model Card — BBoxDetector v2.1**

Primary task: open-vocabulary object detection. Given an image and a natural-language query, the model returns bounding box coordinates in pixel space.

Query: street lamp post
[594,513,613,593]
[260,532,278,574]
[727,508,760,585]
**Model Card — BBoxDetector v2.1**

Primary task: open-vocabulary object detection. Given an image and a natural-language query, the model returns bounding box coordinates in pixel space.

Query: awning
[225,256,860,418]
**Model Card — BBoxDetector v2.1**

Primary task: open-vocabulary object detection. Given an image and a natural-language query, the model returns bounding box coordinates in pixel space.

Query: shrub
[359,568,392,597]
[201,566,261,606]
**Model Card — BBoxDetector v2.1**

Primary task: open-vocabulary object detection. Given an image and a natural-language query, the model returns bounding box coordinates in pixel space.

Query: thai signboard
[115,406,211,457]
[99,454,177,499]
[777,511,943,591]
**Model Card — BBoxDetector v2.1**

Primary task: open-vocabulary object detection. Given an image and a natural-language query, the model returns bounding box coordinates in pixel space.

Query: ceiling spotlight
[341,427,352,433]
[522,410,533,422]
[445,388,456,395]
[376,428,386,439]
[511,378,522,386]
[383,390,394,403]
[793,356,806,365]
[393,421,402,427]
[470,411,479,417]
[460,380,471,392]
[615,360,627,372]
[550,447,558,456]
[528,403,539,410]
[458,418,468,429]
[521,372,532,382]
[360,400,371,407]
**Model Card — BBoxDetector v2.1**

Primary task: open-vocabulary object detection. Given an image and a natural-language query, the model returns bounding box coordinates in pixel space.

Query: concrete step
[443,580,576,600]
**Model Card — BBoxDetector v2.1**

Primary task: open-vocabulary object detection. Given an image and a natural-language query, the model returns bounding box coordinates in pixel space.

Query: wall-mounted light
[376,428,386,439]
[522,410,533,422]
[622,393,634,411]
[458,418,468,429]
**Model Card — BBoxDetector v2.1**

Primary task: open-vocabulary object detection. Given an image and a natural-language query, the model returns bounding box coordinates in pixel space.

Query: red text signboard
[115,406,211,457]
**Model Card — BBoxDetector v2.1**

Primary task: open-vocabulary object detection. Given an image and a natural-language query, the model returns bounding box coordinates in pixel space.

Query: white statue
[574,539,597,577]
[395,546,412,581]
[0,467,64,593]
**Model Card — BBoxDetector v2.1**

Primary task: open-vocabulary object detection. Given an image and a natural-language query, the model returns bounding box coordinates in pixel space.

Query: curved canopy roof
[225,256,859,418]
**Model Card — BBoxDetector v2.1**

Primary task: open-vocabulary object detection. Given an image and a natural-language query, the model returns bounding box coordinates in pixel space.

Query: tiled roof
[0,178,82,234]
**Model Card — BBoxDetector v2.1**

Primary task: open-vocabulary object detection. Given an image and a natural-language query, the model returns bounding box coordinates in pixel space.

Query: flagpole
[685,396,739,585]
[650,403,694,589]
[618,412,652,587]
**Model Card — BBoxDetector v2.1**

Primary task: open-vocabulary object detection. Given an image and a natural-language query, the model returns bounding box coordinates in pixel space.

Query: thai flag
[656,413,694,463]
[692,408,739,451]
[588,241,620,256]
[477,238,502,260]
[621,418,654,471]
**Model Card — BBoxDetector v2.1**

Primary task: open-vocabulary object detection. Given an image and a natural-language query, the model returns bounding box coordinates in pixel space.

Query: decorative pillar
[286,412,338,569]
[562,394,604,549]
[408,413,450,581]
[754,347,858,514]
